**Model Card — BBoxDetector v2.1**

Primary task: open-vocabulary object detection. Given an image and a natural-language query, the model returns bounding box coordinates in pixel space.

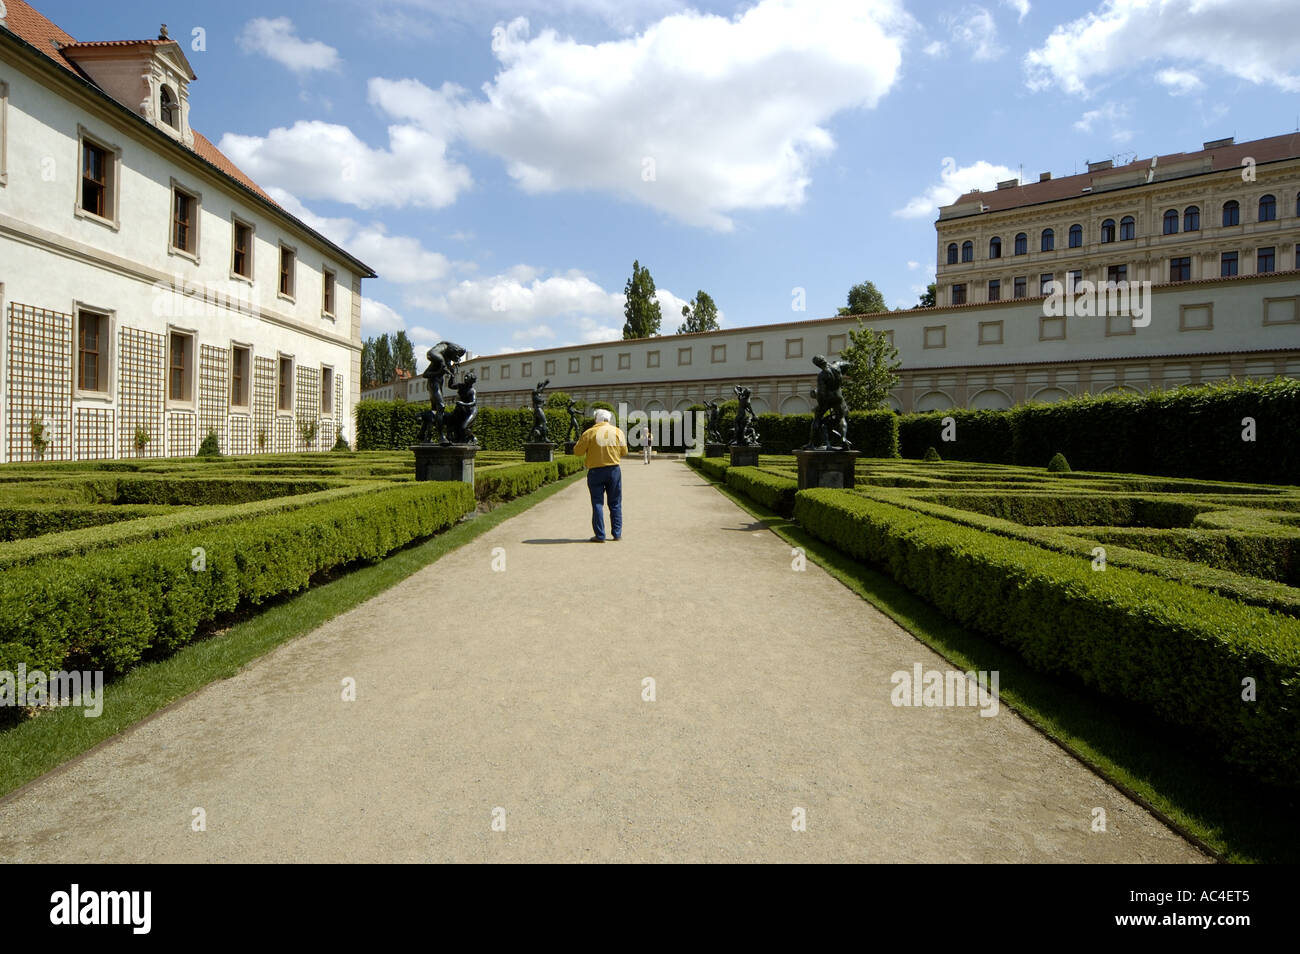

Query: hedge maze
[0,451,582,691]
[690,453,1300,789]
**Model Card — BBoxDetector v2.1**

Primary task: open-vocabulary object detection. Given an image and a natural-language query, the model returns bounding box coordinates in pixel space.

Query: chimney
[1203,136,1234,150]
[1039,172,1052,182]
[1087,159,1113,172]
[996,177,1020,190]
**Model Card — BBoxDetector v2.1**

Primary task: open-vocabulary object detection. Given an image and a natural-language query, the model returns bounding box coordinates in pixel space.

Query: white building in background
[465,132,1300,415]
[0,1,375,462]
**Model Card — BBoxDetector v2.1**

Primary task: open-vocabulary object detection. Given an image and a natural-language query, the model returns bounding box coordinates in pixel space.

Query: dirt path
[0,459,1206,862]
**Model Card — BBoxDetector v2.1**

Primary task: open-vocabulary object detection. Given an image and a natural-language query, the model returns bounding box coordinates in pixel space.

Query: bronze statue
[565,399,582,442]
[806,354,854,450]
[703,400,723,444]
[731,385,759,446]
[446,372,478,444]
[416,341,467,444]
[528,379,552,442]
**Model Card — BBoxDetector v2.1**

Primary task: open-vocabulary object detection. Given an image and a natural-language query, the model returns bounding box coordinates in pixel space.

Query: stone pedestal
[793,449,860,489]
[729,444,761,467]
[704,442,728,458]
[411,443,477,483]
[564,441,578,455]
[524,442,556,463]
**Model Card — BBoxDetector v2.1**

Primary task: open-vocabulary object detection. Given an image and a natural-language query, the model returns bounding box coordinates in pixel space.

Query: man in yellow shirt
[573,408,628,542]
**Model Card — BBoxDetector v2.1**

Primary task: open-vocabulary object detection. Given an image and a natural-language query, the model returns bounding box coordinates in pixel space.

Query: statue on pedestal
[565,399,582,442]
[731,385,760,446]
[446,372,478,444]
[528,379,552,443]
[806,354,854,450]
[703,400,723,444]
[416,340,467,444]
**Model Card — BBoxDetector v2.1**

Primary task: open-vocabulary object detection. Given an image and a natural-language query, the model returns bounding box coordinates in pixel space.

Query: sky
[36,0,1300,363]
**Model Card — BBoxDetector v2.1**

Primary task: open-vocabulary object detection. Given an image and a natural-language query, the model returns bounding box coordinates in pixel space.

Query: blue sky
[39,0,1300,361]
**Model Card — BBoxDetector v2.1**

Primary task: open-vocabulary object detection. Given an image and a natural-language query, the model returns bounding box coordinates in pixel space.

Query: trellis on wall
[295,365,320,450]
[6,303,73,462]
[167,411,195,456]
[228,415,251,455]
[118,326,165,459]
[252,356,275,453]
[75,407,114,460]
[198,344,229,452]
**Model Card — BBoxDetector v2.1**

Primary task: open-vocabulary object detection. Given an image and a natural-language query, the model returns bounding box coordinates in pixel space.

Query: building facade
[464,133,1300,416]
[0,2,374,463]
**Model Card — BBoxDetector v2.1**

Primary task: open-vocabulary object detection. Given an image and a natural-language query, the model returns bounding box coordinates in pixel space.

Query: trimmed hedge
[688,456,731,481]
[0,505,170,542]
[357,402,589,452]
[475,457,583,501]
[743,410,900,456]
[899,409,1013,463]
[726,467,798,516]
[793,489,1300,787]
[0,481,475,678]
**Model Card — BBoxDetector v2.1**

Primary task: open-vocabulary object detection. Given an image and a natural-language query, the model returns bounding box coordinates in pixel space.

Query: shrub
[923,446,942,462]
[793,489,1300,787]
[1047,452,1071,473]
[331,432,351,452]
[899,408,1012,462]
[726,467,797,516]
[196,429,221,458]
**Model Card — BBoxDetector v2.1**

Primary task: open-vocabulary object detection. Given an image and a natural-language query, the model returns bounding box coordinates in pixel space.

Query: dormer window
[159,86,177,129]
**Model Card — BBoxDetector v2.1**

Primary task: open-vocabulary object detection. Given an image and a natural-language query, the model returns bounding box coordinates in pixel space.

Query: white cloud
[219,112,471,211]
[1073,101,1131,141]
[894,156,1019,218]
[1155,67,1204,96]
[512,324,556,342]
[943,5,1003,61]
[237,17,341,74]
[923,39,947,56]
[361,298,408,336]
[1025,0,1300,95]
[1001,0,1030,23]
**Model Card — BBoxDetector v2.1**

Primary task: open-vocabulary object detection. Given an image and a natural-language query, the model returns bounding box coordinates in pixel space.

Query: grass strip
[0,470,582,801]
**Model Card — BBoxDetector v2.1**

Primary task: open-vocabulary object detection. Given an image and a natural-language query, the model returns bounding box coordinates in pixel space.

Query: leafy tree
[373,334,395,384]
[677,290,720,334]
[839,318,901,411]
[393,330,416,376]
[836,280,887,316]
[546,390,581,409]
[915,283,937,309]
[622,260,662,339]
[360,338,377,388]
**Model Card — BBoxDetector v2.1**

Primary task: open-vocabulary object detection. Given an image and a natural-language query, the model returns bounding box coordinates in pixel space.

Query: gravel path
[0,459,1207,862]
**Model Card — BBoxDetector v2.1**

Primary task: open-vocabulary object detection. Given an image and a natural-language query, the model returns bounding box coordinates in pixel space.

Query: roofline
[463,268,1300,363]
[0,24,377,279]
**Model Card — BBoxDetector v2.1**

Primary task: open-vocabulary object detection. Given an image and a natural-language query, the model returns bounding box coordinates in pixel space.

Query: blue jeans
[587,465,622,539]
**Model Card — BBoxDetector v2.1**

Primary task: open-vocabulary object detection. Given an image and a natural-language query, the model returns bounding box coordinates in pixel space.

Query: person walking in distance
[643,424,653,464]
[574,408,628,542]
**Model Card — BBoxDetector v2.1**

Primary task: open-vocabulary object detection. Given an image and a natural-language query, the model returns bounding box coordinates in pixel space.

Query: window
[989,237,1001,259]
[1068,224,1082,248]
[79,136,112,221]
[785,338,803,359]
[1163,209,1179,234]
[1041,229,1054,252]
[1067,269,1082,291]
[77,310,108,392]
[1259,194,1276,222]
[978,320,1003,345]
[1039,316,1066,341]
[1170,256,1191,282]
[1014,232,1027,255]
[279,245,295,298]
[231,345,251,407]
[678,347,692,366]
[1296,246,1300,270]
[170,186,198,255]
[827,333,846,354]
[1257,246,1275,273]
[1039,273,1054,295]
[923,326,946,349]
[544,360,556,376]
[951,283,966,305]
[1107,264,1128,283]
[987,279,1000,302]
[1223,200,1240,226]
[746,341,763,361]
[591,354,603,372]
[1013,276,1027,298]
[321,366,334,415]
[322,269,336,316]
[646,351,660,369]
[231,220,253,279]
[0,80,8,187]
[946,243,958,265]
[169,332,195,402]
[711,344,727,363]
[1119,216,1135,240]
[500,363,511,379]
[481,366,489,381]
[1183,206,1199,231]
[1100,219,1116,243]
[569,357,580,373]
[1221,251,1238,277]
[617,352,630,370]
[961,241,973,263]
[277,355,293,411]
[521,361,532,377]
[159,86,178,128]
[1296,192,1300,217]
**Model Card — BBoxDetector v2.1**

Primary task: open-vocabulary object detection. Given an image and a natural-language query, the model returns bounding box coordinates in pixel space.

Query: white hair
[593,408,613,424]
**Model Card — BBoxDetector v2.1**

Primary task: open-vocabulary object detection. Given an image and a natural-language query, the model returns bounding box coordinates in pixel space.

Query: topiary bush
[1047,452,1071,473]
[196,429,221,458]
[923,446,942,462]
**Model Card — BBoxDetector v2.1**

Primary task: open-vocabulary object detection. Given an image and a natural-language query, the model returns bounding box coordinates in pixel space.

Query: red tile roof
[0,0,373,276]
[944,132,1300,217]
